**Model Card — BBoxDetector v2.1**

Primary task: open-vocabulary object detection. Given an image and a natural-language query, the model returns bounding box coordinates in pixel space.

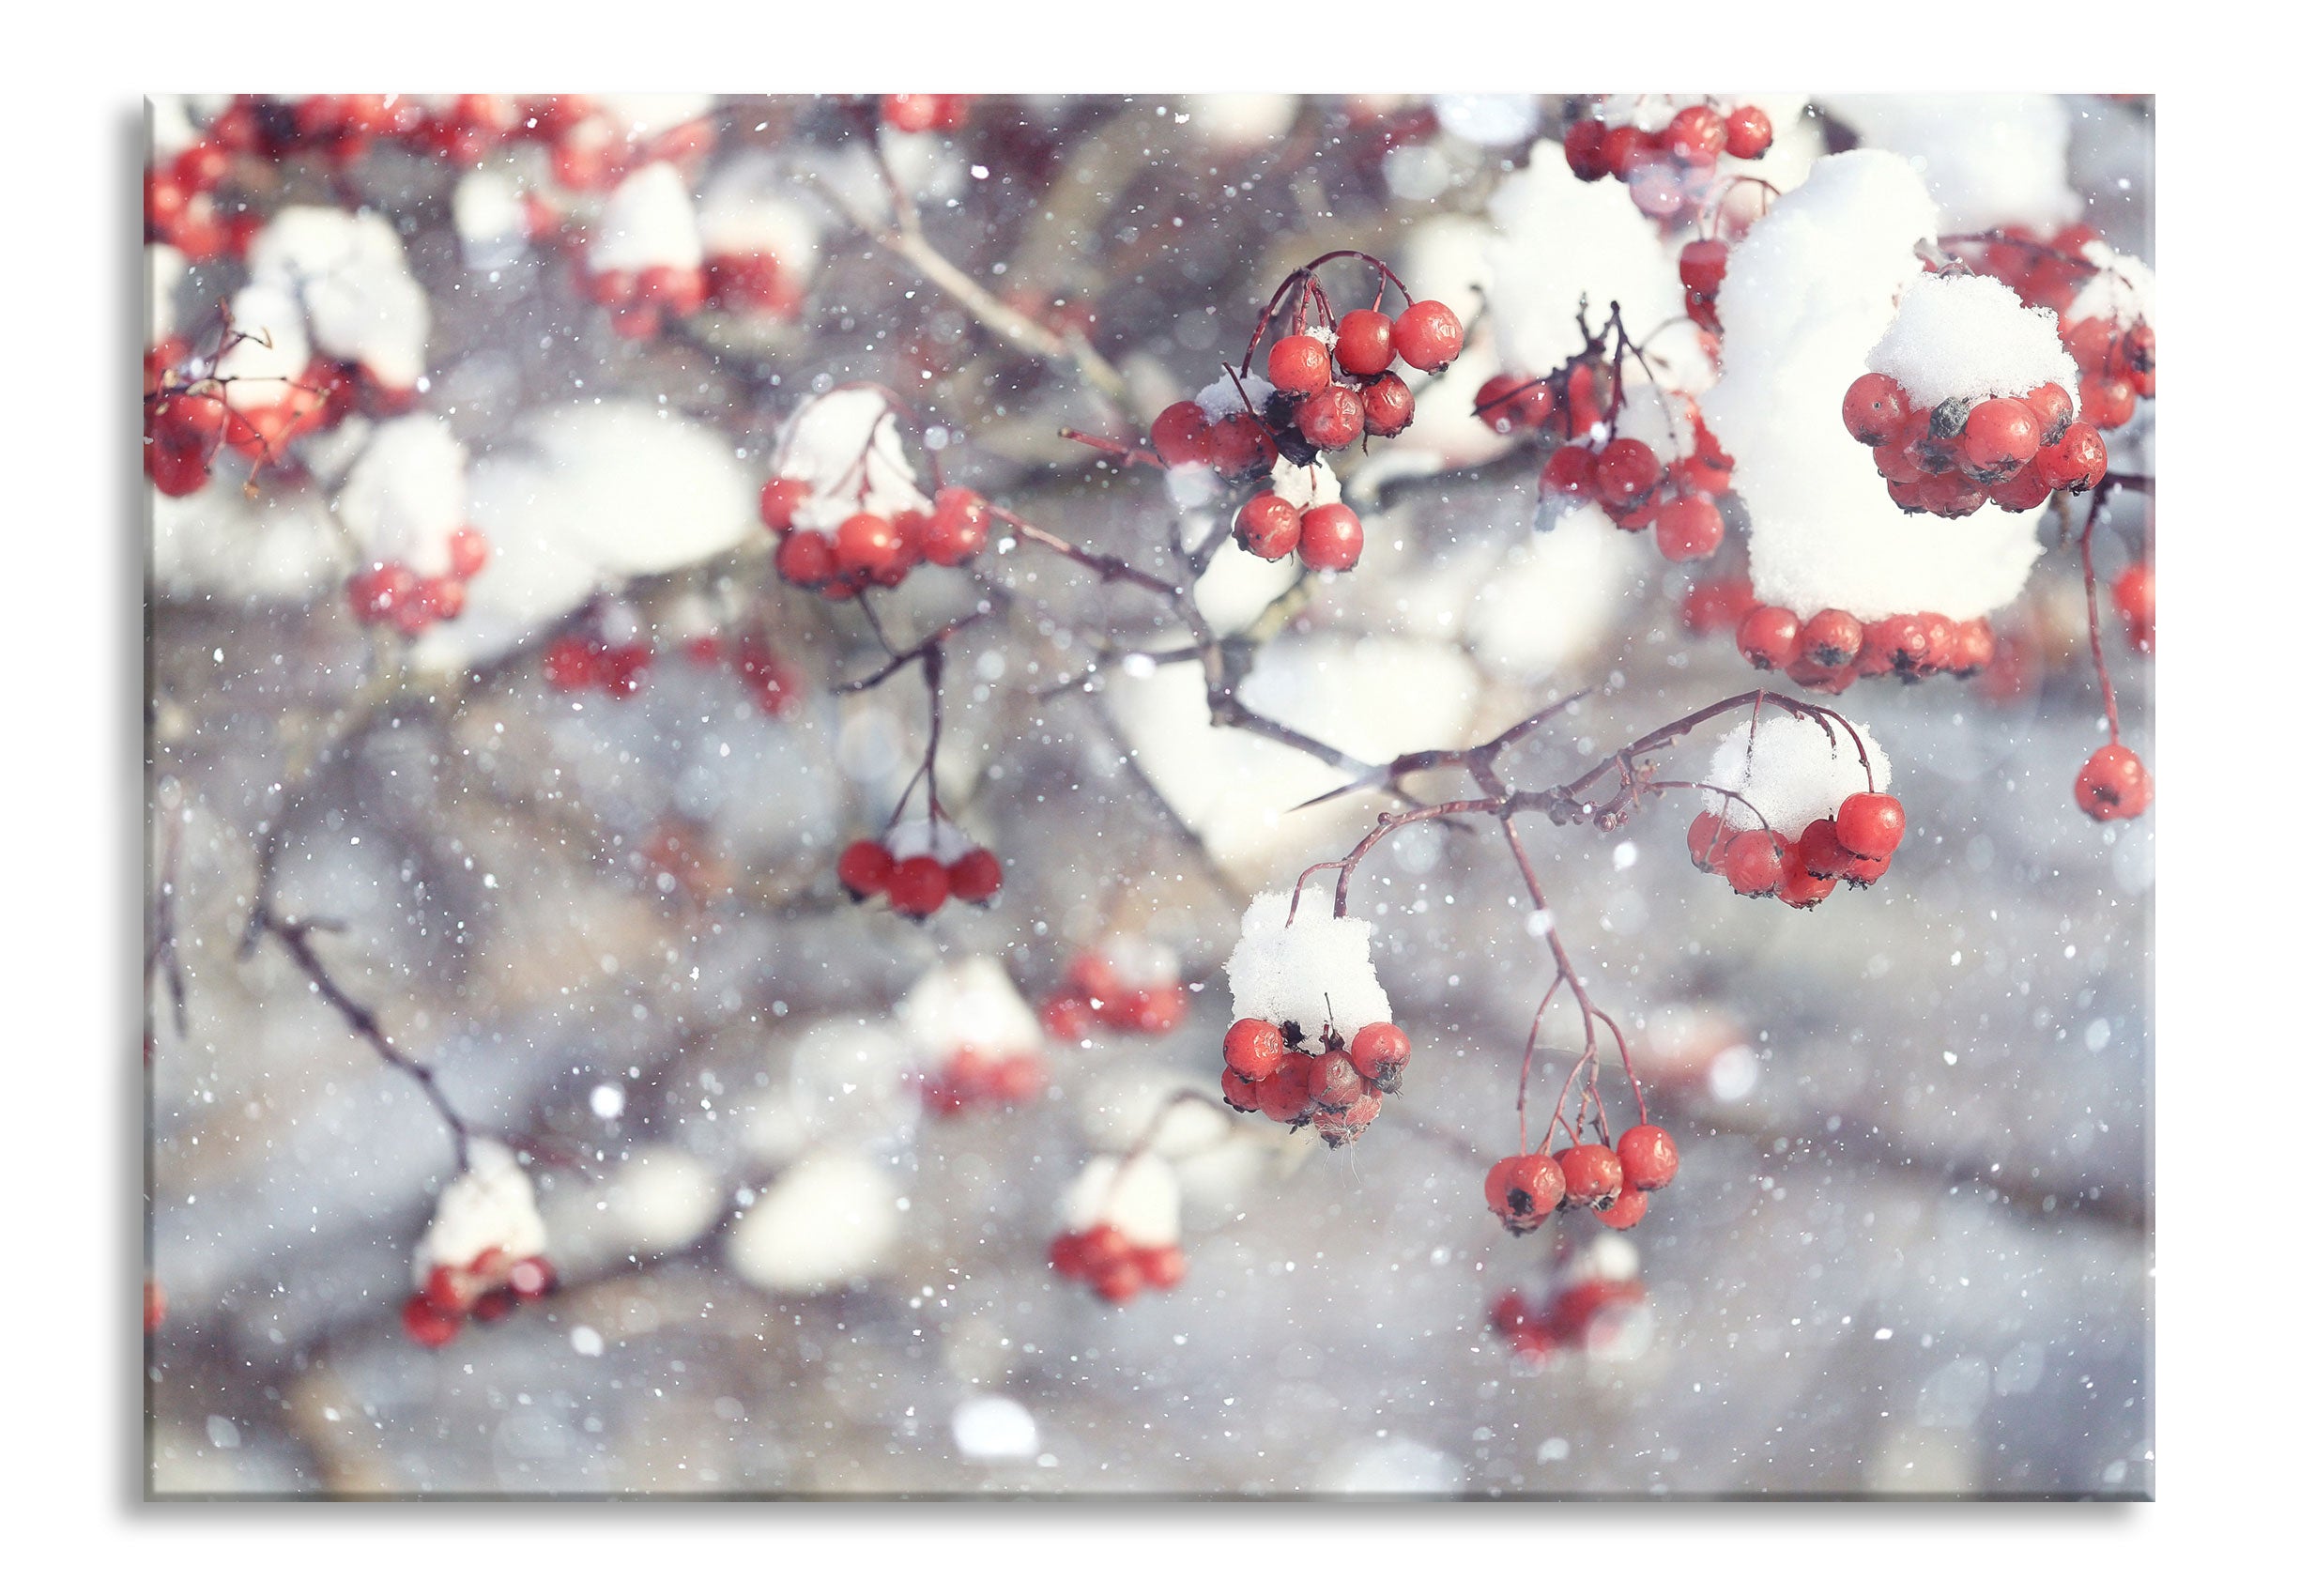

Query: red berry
[1679,238,1729,298]
[947,847,1003,903]
[882,95,942,134]
[1949,618,1998,676]
[345,563,411,623]
[1834,791,1905,859]
[1562,118,1609,181]
[1234,492,1301,560]
[1539,442,1599,501]
[1681,574,1756,636]
[1257,1054,1315,1127]
[1654,494,1724,562]
[1775,847,1837,908]
[1128,985,1188,1034]
[1137,1244,1188,1291]
[1266,333,1332,396]
[1594,437,1662,508]
[1333,309,1395,376]
[1842,373,1910,447]
[2023,383,2074,444]
[1093,1255,1144,1303]
[1208,413,1279,478]
[2074,744,2152,821]
[1151,401,1213,468]
[1601,124,1653,180]
[1297,503,1364,572]
[1359,372,1416,438]
[1666,105,1726,164]
[1797,817,1861,881]
[2033,422,2107,491]
[1220,1064,1263,1113]
[542,636,602,692]
[447,527,489,580]
[1723,104,1773,160]
[1795,608,1863,668]
[924,487,990,566]
[145,438,209,497]
[1686,811,1732,872]
[1313,1092,1383,1148]
[1308,1049,1365,1113]
[1293,386,1365,453]
[775,529,837,589]
[1223,1018,1287,1082]
[1736,605,1801,671]
[1990,464,2054,512]
[1867,615,1930,675]
[1596,1186,1649,1230]
[1556,1143,1624,1210]
[1040,994,1093,1042]
[835,513,903,581]
[1721,830,1788,898]
[1957,397,2042,483]
[1391,299,1464,371]
[2113,563,2154,651]
[1484,1155,1566,1234]
[401,1293,462,1348]
[2081,376,2137,430]
[1347,1021,1410,1090]
[885,855,950,918]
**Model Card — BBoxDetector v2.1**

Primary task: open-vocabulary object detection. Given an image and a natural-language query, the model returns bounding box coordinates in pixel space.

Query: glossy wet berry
[1267,333,1332,396]
[1721,830,1788,898]
[1348,1021,1411,1092]
[1222,1018,1286,1082]
[1617,1124,1679,1191]
[1334,309,1395,376]
[1834,791,1905,859]
[1234,492,1301,560]
[1297,503,1365,572]
[1391,299,1464,371]
[1556,1143,1624,1210]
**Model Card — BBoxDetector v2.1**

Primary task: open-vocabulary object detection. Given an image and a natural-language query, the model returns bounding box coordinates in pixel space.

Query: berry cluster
[1949,223,2105,315]
[542,627,805,715]
[2062,311,2154,433]
[400,1247,557,1349]
[1561,99,1774,223]
[544,632,653,698]
[1489,1275,1646,1366]
[1219,1018,1410,1148]
[144,133,250,262]
[1484,1123,1678,1236]
[1046,1224,1187,1305]
[1229,478,1368,572]
[1546,393,1735,561]
[919,1044,1045,1118]
[837,824,1003,919]
[1687,790,1906,909]
[1679,234,1731,333]
[881,95,974,135]
[1734,603,1998,693]
[1844,371,2105,518]
[345,529,489,637]
[1039,941,1189,1042]
[2075,744,2153,821]
[764,477,991,598]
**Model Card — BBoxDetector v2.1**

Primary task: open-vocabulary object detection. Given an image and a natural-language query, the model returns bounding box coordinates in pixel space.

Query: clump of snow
[698,154,823,269]
[335,415,466,574]
[245,207,429,391]
[725,1149,901,1295]
[1434,94,1539,148]
[152,474,344,602]
[1568,1232,1640,1284]
[1195,373,1275,422]
[411,1140,545,1284]
[772,388,932,533]
[881,816,977,867]
[452,170,530,270]
[2066,240,2154,330]
[1100,936,1181,991]
[1191,528,1300,634]
[901,958,1041,1062]
[1702,150,2047,621]
[1824,94,2079,236]
[589,162,703,275]
[1700,712,1892,836]
[1180,94,1299,149]
[212,284,313,409]
[951,1396,1038,1462]
[1267,453,1340,510]
[147,244,188,348]
[1608,383,1695,455]
[1225,887,1392,1040]
[1060,1153,1180,1248]
[1865,271,2078,410]
[590,94,714,137]
[544,1146,723,1267]
[1462,502,1641,681]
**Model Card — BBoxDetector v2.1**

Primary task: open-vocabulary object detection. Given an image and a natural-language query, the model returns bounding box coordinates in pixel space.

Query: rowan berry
[1556,1143,1625,1210]
[1297,503,1365,572]
[885,855,950,918]
[1834,791,1905,859]
[1721,830,1788,898]
[1234,492,1302,560]
[2075,744,2152,821]
[1736,605,1802,670]
[1294,386,1365,453]
[1617,1124,1679,1190]
[1267,333,1332,396]
[1484,1154,1566,1234]
[1334,309,1395,376]
[1391,299,1464,371]
[1223,1018,1287,1082]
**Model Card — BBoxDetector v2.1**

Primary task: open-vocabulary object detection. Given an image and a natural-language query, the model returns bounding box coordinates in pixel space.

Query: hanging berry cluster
[1560,96,1775,223]
[1489,1257,1648,1368]
[838,820,1003,920]
[345,529,490,637]
[402,1248,558,1349]
[1734,603,1997,694]
[1689,789,1906,909]
[1048,1149,1188,1306]
[1681,707,1899,910]
[1219,1017,1411,1148]
[919,1045,1045,1117]
[1485,1120,1679,1235]
[1845,370,2104,516]
[1047,1223,1188,1305]
[1039,941,1190,1042]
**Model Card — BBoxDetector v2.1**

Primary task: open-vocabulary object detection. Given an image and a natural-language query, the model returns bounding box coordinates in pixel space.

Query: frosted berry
[2023,382,2074,444]
[759,476,811,532]
[1556,1143,1624,1210]
[1721,830,1788,898]
[1267,333,1333,397]
[1314,1092,1383,1147]
[1391,299,1464,371]
[947,848,1003,903]
[885,855,950,918]
[1334,309,1395,376]
[2075,744,2152,821]
[1308,1049,1366,1113]
[1484,1154,1566,1234]
[1294,386,1365,453]
[1222,1017,1286,1082]
[1666,105,1726,164]
[2033,422,2107,492]
[1234,492,1301,560]
[1297,503,1365,572]
[1796,817,1860,881]
[1834,791,1905,859]
[1359,372,1416,438]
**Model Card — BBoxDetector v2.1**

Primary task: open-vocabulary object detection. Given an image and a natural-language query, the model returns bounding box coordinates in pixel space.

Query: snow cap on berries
[1268,453,1342,511]
[2065,241,2154,330]
[246,206,430,391]
[589,161,705,274]
[1701,713,1891,837]
[1194,373,1275,422]
[900,957,1041,1062]
[1607,383,1696,455]
[1061,1153,1180,1249]
[882,816,977,867]
[1098,934,1181,992]
[337,415,468,575]
[1224,887,1393,1040]
[212,282,314,409]
[770,387,932,533]
[1864,271,2079,412]
[698,153,823,269]
[410,1139,546,1286]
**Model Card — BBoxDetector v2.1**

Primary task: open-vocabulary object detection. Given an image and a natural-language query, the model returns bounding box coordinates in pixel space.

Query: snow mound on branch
[1824,94,2079,235]
[452,170,530,269]
[590,94,714,136]
[151,474,343,601]
[698,153,823,266]
[1609,383,1697,455]
[246,207,429,391]
[1195,373,1275,422]
[1866,272,2078,411]
[1101,935,1181,991]
[1462,502,1642,681]
[1061,1154,1180,1248]
[336,415,466,575]
[543,1147,723,1266]
[1702,150,2047,622]
[882,816,977,867]
[1484,142,1706,389]
[1225,887,1392,1040]
[411,1140,545,1284]
[1700,712,1892,836]
[2066,240,2154,330]
[589,162,703,274]
[1268,453,1341,510]
[901,959,1041,1062]
[212,283,313,410]
[773,388,933,533]
[725,1149,901,1295]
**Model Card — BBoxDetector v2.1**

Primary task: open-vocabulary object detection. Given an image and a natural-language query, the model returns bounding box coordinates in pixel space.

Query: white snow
[211,283,313,411]
[1195,372,1275,422]
[147,244,188,348]
[725,1149,901,1295]
[772,388,933,533]
[411,1139,546,1283]
[1434,95,1539,148]
[1462,502,1643,681]
[1700,712,1893,836]
[1225,887,1392,1040]
[1825,94,2080,236]
[588,162,704,275]
[245,207,430,392]
[1865,271,2079,411]
[1267,453,1340,510]
[2065,240,2154,330]
[1060,1153,1181,1248]
[900,958,1041,1061]
[334,415,466,575]
[452,170,530,269]
[1609,383,1696,456]
[698,154,824,269]
[881,816,976,867]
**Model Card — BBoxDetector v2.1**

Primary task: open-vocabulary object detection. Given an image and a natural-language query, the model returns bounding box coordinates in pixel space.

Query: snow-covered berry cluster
[1846,272,2102,518]
[577,162,709,340]
[1486,1120,1678,1235]
[2058,243,2155,431]
[901,959,1047,1117]
[1735,601,1998,693]
[1533,380,1737,563]
[1561,96,1774,223]
[543,621,804,716]
[761,390,990,598]
[1685,714,1901,910]
[399,1141,556,1349]
[1047,1155,1187,1305]
[1038,939,1189,1042]
[1488,1237,1649,1366]
[836,819,1003,920]
[338,417,491,637]
[1218,892,1405,1147]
